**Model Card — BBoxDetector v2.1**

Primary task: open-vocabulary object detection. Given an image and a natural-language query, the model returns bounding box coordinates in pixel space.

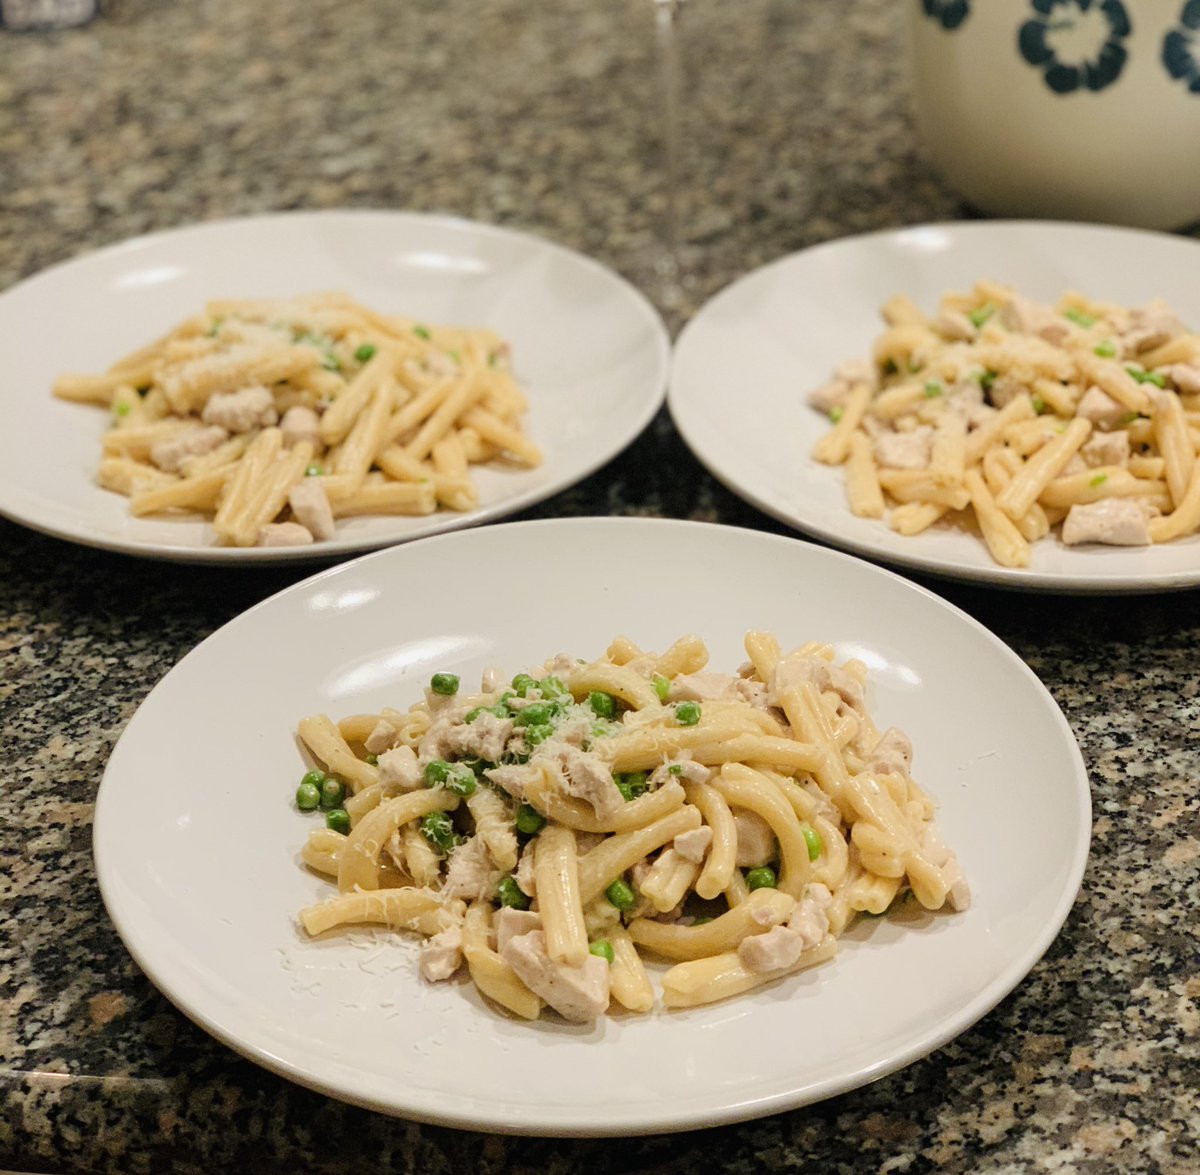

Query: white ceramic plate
[0,211,668,562]
[94,518,1090,1135]
[670,221,1200,593]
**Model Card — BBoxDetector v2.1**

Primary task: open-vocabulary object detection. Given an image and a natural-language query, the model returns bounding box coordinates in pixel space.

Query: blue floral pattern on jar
[921,0,970,31]
[1163,0,1200,93]
[1018,0,1132,93]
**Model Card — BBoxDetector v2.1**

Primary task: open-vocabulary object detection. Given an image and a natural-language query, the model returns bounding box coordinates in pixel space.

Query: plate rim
[0,208,671,564]
[92,516,1092,1135]
[668,218,1200,595]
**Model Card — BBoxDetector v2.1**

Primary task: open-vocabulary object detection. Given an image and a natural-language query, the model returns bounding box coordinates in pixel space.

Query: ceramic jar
[908,0,1200,229]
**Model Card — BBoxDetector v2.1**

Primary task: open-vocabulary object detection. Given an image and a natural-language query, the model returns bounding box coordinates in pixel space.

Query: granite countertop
[2,1,1197,1171]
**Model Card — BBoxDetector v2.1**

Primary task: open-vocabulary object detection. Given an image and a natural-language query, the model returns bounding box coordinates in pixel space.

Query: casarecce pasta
[809,282,1200,567]
[54,293,539,548]
[292,632,968,1023]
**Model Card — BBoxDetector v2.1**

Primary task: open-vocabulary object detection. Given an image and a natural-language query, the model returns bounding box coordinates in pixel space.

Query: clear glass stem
[654,0,686,306]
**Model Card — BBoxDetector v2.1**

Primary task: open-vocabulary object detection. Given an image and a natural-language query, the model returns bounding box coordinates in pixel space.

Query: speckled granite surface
[1,1,1198,1172]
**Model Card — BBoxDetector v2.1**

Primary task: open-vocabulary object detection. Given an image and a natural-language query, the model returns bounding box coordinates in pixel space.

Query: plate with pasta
[0,211,669,561]
[93,517,1090,1134]
[670,221,1200,592]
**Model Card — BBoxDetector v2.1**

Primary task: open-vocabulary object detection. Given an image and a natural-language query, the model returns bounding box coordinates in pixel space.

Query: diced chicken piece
[873,426,934,470]
[499,929,610,1023]
[1075,386,1128,431]
[809,379,852,415]
[769,655,865,715]
[1121,299,1185,354]
[673,826,713,865]
[287,478,335,542]
[447,711,514,763]
[553,745,625,821]
[737,925,803,973]
[1164,363,1200,395]
[541,653,577,678]
[734,678,770,709]
[985,373,1028,410]
[494,907,541,953]
[425,350,458,378]
[667,672,740,703]
[734,810,776,868]
[257,521,313,547]
[1080,430,1130,468]
[868,727,913,777]
[442,835,504,902]
[945,378,997,429]
[788,882,832,946]
[480,665,506,692]
[1061,454,1088,477]
[935,309,975,342]
[364,719,399,756]
[201,384,278,434]
[280,405,321,450]
[417,710,466,759]
[485,761,539,802]
[377,744,424,792]
[834,359,877,390]
[736,883,832,974]
[1061,499,1154,547]
[999,294,1068,345]
[419,925,463,982]
[149,424,229,473]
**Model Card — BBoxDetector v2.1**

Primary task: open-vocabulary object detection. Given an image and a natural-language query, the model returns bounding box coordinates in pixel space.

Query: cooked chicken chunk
[287,478,335,541]
[419,925,463,982]
[499,929,610,1023]
[1061,498,1154,546]
[200,384,277,433]
[149,424,228,473]
[256,521,313,546]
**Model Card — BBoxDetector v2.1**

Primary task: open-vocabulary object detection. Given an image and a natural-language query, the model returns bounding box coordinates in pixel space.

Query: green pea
[667,764,684,776]
[923,381,943,398]
[979,370,997,391]
[511,673,537,697]
[325,808,351,835]
[588,691,617,719]
[605,878,635,911]
[445,763,477,796]
[113,400,131,418]
[295,781,321,811]
[514,702,554,728]
[537,676,570,702]
[413,325,431,340]
[828,406,844,423]
[1031,395,1048,415]
[301,769,326,789]
[515,804,546,836]
[652,674,670,702]
[1094,340,1117,358]
[424,759,452,787]
[523,722,555,747]
[802,826,823,862]
[613,771,648,802]
[1126,368,1166,388]
[1063,307,1096,328]
[420,810,457,854]
[305,464,324,477]
[354,342,377,363]
[365,752,378,766]
[691,916,715,927]
[496,876,530,909]
[430,673,460,696]
[1089,473,1108,488]
[319,777,346,809]
[675,701,701,727]
[746,866,777,891]
[969,303,996,328]
[589,939,615,965]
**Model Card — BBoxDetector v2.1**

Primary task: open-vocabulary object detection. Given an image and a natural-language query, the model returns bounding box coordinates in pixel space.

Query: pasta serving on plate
[809,282,1200,567]
[53,293,540,548]
[292,632,968,1023]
